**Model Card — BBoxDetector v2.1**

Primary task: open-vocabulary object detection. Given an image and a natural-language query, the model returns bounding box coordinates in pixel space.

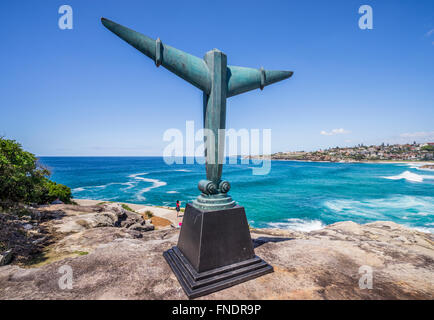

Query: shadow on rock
[252,236,294,248]
[0,208,61,266]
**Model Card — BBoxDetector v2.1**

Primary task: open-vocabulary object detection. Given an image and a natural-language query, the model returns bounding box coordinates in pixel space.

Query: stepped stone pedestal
[163,203,273,299]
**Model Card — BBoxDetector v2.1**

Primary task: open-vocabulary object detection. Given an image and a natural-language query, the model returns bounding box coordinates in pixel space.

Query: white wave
[139,178,167,193]
[174,169,192,172]
[403,162,423,167]
[414,164,434,172]
[267,218,325,232]
[72,187,85,192]
[128,172,148,178]
[402,162,434,172]
[382,171,434,183]
[122,182,137,190]
[133,177,152,182]
[92,182,136,189]
[135,178,167,200]
[409,226,434,234]
[88,173,151,191]
[324,196,434,220]
[136,194,146,201]
[166,191,179,194]
[416,167,434,172]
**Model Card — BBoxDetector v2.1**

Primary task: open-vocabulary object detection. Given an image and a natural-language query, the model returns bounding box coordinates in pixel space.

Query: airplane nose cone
[101,17,116,30]
[264,70,294,86]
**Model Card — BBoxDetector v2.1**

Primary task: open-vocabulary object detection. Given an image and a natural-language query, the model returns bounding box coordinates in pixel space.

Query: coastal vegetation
[0,137,72,210]
[121,203,135,212]
[421,144,434,152]
[144,210,154,218]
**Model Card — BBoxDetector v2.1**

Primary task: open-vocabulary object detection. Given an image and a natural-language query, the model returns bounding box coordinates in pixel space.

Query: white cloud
[320,128,350,136]
[426,29,434,37]
[400,131,434,139]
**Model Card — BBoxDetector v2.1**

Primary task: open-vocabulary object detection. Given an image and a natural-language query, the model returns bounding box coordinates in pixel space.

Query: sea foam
[383,171,434,183]
[128,172,148,178]
[267,218,325,232]
[403,162,434,172]
[324,196,434,220]
[135,178,167,201]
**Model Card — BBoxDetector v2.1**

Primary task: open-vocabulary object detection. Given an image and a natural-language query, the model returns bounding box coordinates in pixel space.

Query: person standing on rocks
[176,200,181,217]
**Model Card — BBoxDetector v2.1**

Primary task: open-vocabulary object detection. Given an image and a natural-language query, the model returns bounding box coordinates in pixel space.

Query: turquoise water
[39,157,434,233]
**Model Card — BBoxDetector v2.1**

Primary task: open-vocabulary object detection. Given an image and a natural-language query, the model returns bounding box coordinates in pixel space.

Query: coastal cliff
[0,201,433,299]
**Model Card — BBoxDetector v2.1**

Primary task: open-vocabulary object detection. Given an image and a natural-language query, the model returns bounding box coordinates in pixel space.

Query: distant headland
[246,142,434,163]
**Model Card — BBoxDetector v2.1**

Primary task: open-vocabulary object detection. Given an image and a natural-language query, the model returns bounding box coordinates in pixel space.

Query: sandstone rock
[102,203,127,215]
[50,205,149,234]
[125,230,144,239]
[32,236,47,245]
[420,165,434,170]
[0,249,13,266]
[118,212,144,228]
[128,223,154,232]
[0,212,44,265]
[0,221,432,300]
[54,212,117,234]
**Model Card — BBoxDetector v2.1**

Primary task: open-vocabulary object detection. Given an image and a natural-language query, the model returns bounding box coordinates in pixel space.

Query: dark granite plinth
[163,203,273,299]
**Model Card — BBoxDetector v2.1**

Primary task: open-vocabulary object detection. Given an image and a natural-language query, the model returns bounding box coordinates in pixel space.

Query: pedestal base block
[164,246,273,299]
[163,203,273,299]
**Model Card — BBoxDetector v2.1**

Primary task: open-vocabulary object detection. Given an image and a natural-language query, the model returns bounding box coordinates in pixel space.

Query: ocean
[38,157,434,233]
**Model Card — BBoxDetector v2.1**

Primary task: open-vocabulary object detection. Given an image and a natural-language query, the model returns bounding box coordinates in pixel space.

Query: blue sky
[0,0,433,156]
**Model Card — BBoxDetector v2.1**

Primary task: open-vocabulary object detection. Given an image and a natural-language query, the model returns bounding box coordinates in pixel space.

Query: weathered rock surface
[0,249,13,266]
[50,203,153,234]
[0,202,155,266]
[128,223,155,232]
[420,164,434,170]
[0,217,432,299]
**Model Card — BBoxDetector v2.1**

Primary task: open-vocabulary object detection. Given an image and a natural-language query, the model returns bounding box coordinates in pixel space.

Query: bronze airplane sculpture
[102,17,293,298]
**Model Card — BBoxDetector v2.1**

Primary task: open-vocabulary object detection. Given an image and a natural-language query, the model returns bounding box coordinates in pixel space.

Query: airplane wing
[101,18,211,94]
[227,66,293,97]
[101,18,293,98]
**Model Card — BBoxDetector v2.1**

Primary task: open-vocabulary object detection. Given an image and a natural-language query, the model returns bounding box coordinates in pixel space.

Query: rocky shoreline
[420,164,434,170]
[0,201,433,299]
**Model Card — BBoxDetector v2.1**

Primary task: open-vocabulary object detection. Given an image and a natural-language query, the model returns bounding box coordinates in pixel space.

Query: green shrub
[421,145,434,152]
[0,137,72,207]
[121,203,135,212]
[45,180,72,204]
[73,251,89,256]
[144,210,153,218]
